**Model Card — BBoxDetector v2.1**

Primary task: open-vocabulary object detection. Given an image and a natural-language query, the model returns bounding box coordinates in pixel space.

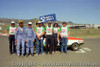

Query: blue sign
[39,14,56,23]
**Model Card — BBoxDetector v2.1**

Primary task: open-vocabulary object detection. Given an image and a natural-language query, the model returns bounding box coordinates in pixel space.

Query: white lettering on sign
[39,14,56,22]
[41,16,54,22]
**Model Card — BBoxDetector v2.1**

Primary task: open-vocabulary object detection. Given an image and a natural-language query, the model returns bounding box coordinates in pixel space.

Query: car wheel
[71,43,79,51]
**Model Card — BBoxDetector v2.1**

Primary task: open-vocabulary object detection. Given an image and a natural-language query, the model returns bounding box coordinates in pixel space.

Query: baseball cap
[28,22,32,25]
[11,21,15,24]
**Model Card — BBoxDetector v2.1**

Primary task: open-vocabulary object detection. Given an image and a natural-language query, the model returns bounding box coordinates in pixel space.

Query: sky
[0,0,100,25]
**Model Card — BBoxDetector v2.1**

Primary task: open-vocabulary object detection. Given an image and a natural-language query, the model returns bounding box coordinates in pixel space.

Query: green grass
[70,29,100,38]
[70,33,100,38]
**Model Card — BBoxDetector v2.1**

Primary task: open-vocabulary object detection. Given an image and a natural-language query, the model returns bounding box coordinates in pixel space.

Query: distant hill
[0,18,75,25]
[0,18,38,24]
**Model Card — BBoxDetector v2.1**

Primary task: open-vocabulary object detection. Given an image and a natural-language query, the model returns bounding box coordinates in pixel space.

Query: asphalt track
[0,36,100,67]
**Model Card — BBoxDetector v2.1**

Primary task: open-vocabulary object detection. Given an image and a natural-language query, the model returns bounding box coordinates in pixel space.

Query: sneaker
[18,54,20,56]
[22,54,24,56]
[34,53,38,56]
[41,53,44,55]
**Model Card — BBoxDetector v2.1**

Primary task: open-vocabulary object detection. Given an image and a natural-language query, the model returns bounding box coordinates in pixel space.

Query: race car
[43,37,84,51]
[0,33,84,51]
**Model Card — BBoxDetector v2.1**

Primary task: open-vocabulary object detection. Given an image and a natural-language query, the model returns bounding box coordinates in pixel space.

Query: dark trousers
[9,35,16,53]
[46,35,53,54]
[52,33,57,52]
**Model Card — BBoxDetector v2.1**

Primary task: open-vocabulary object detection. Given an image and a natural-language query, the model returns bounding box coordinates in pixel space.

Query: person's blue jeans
[36,37,44,54]
[17,38,25,54]
[61,37,68,53]
[26,38,34,54]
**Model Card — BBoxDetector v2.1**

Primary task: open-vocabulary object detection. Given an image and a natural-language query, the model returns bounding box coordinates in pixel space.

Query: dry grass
[0,25,100,38]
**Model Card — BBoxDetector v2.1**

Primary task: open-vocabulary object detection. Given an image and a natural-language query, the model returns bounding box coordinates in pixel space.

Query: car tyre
[71,43,79,51]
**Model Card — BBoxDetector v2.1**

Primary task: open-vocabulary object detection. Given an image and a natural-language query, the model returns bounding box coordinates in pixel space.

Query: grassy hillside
[0,18,100,38]
[70,29,100,38]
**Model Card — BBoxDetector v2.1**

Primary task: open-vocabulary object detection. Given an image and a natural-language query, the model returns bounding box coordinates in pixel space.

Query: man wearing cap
[5,21,17,54]
[45,21,54,54]
[35,21,45,55]
[25,22,36,56]
[59,22,70,53]
[15,20,26,56]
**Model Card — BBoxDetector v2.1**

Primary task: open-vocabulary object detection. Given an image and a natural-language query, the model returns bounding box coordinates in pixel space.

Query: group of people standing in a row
[5,20,70,56]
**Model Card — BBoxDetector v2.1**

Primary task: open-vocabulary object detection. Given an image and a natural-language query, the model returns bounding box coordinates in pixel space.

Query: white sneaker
[22,54,24,56]
[41,53,44,55]
[34,53,38,56]
[18,54,20,56]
